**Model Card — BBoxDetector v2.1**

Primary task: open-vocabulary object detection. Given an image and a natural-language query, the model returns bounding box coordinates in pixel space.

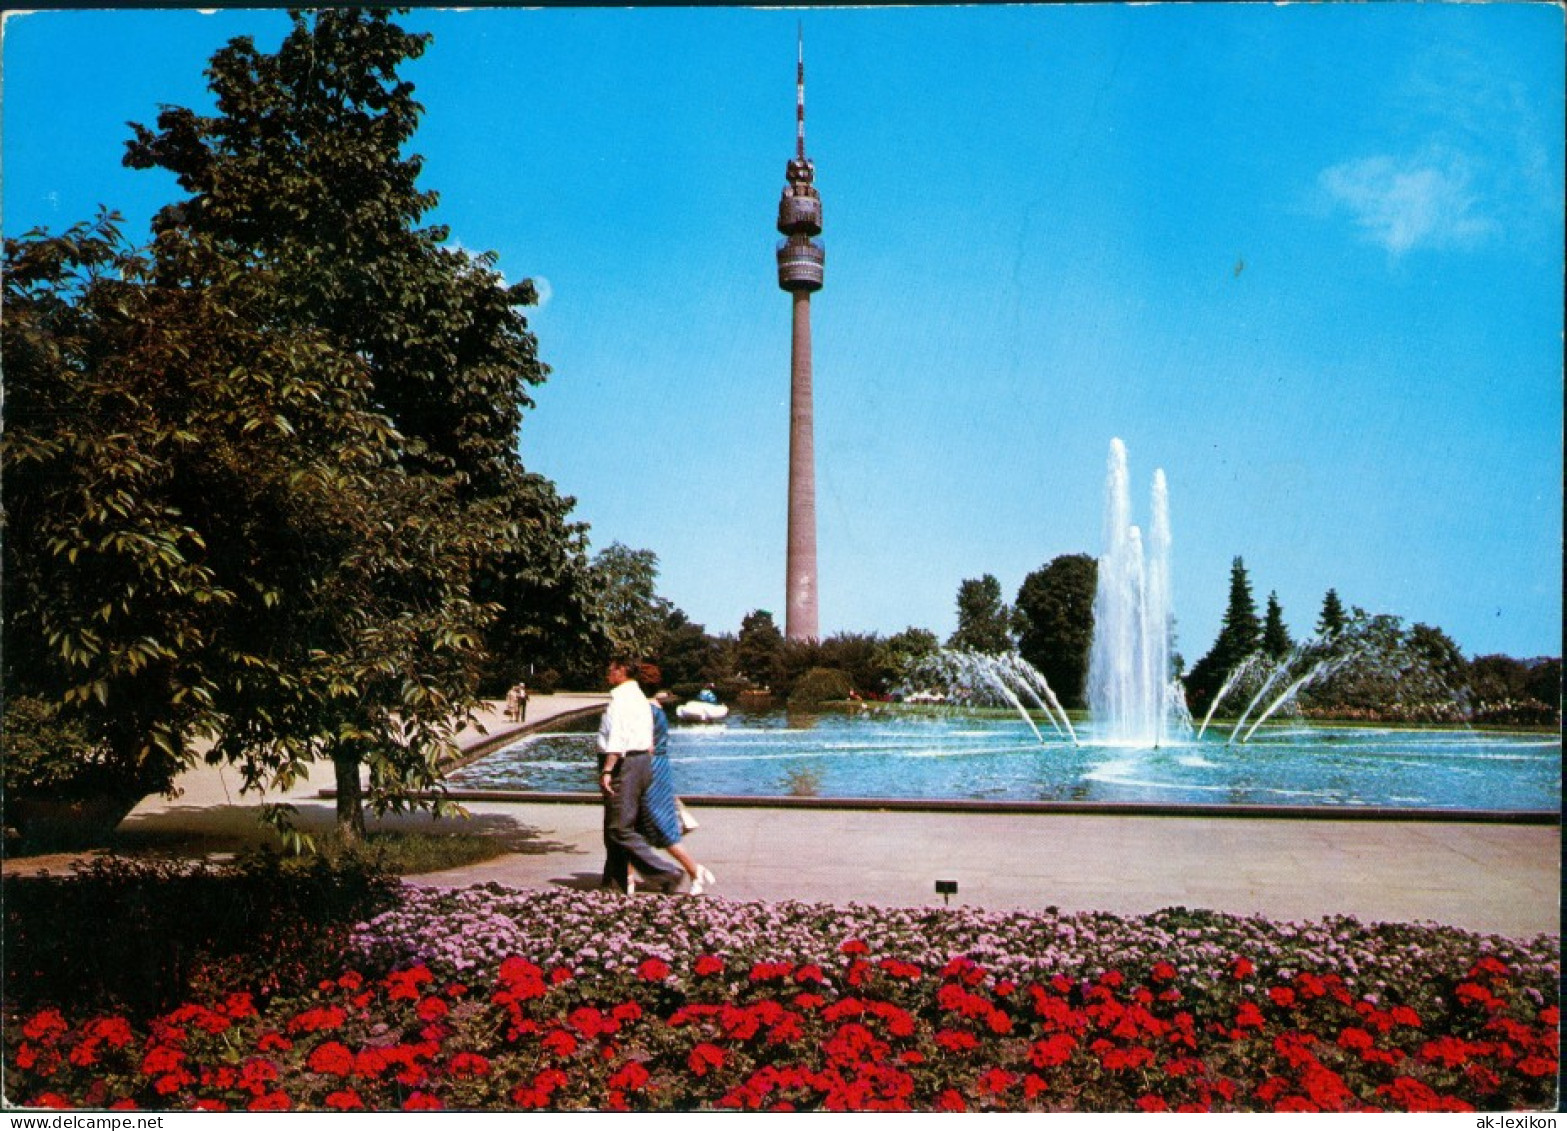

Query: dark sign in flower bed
[4,885,1558,1112]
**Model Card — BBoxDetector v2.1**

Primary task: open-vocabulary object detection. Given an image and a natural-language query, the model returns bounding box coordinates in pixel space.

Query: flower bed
[5,886,1558,1111]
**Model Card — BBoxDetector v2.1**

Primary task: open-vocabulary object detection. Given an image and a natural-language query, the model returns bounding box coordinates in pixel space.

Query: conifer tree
[1263,591,1293,659]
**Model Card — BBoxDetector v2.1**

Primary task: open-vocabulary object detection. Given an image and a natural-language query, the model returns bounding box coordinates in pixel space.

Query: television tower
[776,29,825,641]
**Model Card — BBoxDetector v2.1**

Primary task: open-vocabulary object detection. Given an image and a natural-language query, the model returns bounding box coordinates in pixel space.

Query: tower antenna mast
[775,29,825,641]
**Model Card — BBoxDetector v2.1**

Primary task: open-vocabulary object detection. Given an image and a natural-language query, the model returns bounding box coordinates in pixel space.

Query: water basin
[448,709,1561,812]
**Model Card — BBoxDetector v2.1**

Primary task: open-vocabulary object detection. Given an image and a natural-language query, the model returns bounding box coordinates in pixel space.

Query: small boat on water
[676,700,730,723]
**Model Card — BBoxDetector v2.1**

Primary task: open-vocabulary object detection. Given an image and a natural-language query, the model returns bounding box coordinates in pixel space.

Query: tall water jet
[1087,439,1187,747]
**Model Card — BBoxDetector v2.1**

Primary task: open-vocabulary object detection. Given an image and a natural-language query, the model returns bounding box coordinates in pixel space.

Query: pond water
[448,709,1562,812]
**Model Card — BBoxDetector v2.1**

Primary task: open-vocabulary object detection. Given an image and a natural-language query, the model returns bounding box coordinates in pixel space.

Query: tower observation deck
[777,32,823,641]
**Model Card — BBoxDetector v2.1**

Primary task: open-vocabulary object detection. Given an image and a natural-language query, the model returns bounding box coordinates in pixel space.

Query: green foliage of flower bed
[2,856,398,1018]
[3,883,1557,1112]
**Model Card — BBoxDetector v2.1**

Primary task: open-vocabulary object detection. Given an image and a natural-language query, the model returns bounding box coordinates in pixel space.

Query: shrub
[2,696,173,851]
[788,668,854,708]
[2,854,398,1016]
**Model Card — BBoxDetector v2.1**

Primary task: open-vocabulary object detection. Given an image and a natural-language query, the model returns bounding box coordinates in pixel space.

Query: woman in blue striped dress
[634,670,717,894]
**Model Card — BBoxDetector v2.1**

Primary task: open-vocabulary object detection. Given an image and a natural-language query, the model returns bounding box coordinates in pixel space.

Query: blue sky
[4,5,1562,661]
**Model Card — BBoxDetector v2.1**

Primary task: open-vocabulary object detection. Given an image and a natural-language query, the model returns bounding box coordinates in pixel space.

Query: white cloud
[1318,149,1499,257]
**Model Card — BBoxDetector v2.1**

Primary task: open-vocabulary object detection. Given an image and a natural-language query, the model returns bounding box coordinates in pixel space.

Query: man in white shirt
[598,657,690,894]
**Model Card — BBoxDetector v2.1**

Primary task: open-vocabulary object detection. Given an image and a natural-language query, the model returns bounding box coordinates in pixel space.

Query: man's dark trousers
[601,753,684,892]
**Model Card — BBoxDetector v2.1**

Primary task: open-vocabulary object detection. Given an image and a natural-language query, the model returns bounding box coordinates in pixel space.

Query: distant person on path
[632,666,717,895]
[598,657,689,894]
[505,681,529,722]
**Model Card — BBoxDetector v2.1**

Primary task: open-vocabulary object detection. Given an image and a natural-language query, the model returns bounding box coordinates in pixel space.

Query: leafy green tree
[948,575,1014,655]
[1317,588,1348,638]
[736,610,785,690]
[654,609,726,691]
[106,10,589,835]
[1262,591,1293,660]
[1,213,484,841]
[587,543,674,661]
[1014,554,1097,707]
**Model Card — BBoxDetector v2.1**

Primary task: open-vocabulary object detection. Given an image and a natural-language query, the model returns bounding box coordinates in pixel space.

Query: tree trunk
[332,747,366,843]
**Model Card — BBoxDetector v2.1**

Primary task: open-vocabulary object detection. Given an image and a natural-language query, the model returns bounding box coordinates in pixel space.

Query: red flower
[935,1029,980,1052]
[416,996,449,1022]
[880,959,923,980]
[237,1058,280,1096]
[612,1001,643,1024]
[637,957,671,982]
[1023,1074,1049,1099]
[286,1005,347,1034]
[551,966,574,984]
[1337,1026,1375,1053]
[1137,1094,1170,1112]
[1030,1033,1076,1068]
[1268,986,1297,1008]
[1377,1076,1444,1112]
[403,1091,442,1111]
[1302,1064,1354,1111]
[247,1091,291,1112]
[1518,1055,1557,1078]
[794,964,827,985]
[839,938,870,956]
[689,1043,726,1077]
[1100,1045,1155,1071]
[449,1051,491,1078]
[221,993,257,1019]
[1232,957,1255,979]
[694,954,725,977]
[22,1010,69,1043]
[609,1061,651,1091]
[307,1041,355,1077]
[1098,969,1124,988]
[543,1029,579,1058]
[139,1046,185,1076]
[385,964,434,1002]
[1470,956,1512,979]
[935,1088,967,1112]
[325,1090,365,1111]
[1389,1005,1421,1028]
[337,971,365,991]
[29,1093,72,1109]
[256,1031,292,1052]
[978,1068,1016,1095]
[1233,1002,1266,1030]
[1150,961,1178,983]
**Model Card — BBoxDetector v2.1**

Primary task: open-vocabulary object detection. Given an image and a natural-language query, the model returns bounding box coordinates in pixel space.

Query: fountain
[906,649,1077,746]
[1086,439,1190,747]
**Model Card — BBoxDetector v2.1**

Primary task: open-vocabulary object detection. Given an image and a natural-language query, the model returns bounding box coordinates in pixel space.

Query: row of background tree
[585,550,1559,728]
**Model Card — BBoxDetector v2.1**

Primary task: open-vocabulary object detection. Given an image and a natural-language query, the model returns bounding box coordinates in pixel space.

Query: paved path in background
[9,695,1559,940]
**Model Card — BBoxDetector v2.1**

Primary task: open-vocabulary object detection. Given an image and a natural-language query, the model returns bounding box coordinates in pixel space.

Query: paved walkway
[11,695,1560,940]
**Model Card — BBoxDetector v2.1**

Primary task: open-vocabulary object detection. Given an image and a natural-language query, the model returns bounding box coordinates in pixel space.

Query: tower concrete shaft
[775,31,823,641]
[786,291,818,640]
